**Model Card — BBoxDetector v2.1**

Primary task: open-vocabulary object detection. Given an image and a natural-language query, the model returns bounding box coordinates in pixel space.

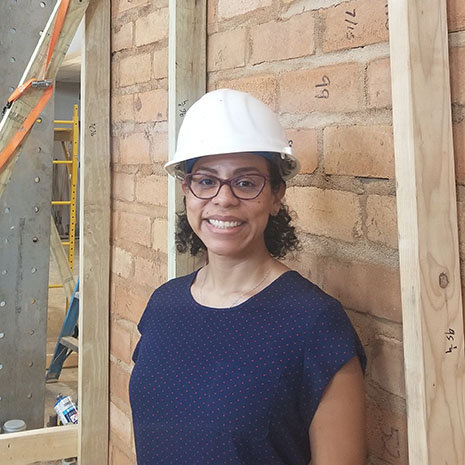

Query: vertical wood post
[79,0,110,463]
[167,0,206,278]
[388,1,465,464]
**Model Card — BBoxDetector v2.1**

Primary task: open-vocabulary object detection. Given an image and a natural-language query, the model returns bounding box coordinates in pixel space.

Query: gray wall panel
[0,0,57,430]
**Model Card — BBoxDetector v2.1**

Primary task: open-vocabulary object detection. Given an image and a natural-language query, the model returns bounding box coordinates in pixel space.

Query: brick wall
[109,0,465,464]
[110,0,169,463]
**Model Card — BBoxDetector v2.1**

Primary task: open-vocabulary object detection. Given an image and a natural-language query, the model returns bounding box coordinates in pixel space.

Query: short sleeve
[131,290,157,363]
[300,299,367,428]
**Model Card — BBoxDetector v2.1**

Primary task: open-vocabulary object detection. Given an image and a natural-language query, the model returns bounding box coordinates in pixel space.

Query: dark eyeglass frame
[183,173,270,200]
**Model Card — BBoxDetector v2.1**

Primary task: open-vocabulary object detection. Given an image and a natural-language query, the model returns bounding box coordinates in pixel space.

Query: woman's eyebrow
[194,166,263,174]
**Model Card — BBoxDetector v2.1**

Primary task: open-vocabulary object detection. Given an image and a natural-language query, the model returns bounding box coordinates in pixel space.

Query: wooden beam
[0,425,78,465]
[0,0,90,198]
[388,1,465,464]
[167,0,207,278]
[50,216,77,301]
[78,0,110,463]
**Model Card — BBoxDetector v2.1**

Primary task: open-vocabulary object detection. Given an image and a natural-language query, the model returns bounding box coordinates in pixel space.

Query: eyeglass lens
[187,174,267,199]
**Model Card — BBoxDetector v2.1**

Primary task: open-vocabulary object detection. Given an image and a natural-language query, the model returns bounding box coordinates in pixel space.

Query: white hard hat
[164,89,300,180]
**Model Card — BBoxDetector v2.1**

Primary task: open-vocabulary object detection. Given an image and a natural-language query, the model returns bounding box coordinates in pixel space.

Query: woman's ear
[271,183,286,215]
[181,181,188,195]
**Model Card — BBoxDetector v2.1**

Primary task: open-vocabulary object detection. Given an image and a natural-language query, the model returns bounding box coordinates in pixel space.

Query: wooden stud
[0,425,78,465]
[167,0,207,278]
[388,1,465,464]
[78,0,110,463]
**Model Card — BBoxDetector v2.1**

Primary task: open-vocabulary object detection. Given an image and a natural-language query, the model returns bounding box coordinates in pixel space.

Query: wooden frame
[388,1,465,464]
[0,0,110,463]
[167,0,206,278]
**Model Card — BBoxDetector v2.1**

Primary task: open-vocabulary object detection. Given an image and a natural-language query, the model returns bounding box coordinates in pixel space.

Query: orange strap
[7,79,37,105]
[44,0,71,76]
[0,0,70,173]
[0,85,53,171]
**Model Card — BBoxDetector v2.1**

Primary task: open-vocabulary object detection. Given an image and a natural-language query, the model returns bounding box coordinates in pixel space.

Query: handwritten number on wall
[315,75,330,99]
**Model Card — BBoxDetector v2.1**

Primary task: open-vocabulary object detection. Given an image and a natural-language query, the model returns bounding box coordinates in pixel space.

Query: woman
[129,89,367,465]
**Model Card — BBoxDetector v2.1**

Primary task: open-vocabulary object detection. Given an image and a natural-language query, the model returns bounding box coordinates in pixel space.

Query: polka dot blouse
[129,270,367,465]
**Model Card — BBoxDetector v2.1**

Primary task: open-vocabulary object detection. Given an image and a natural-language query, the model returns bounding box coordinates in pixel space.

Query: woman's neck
[193,251,289,308]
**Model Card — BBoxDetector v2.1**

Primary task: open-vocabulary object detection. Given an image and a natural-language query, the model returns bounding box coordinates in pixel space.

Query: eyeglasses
[184,173,270,200]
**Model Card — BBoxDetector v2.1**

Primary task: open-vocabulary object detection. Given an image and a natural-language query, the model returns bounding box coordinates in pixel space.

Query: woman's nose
[212,183,240,205]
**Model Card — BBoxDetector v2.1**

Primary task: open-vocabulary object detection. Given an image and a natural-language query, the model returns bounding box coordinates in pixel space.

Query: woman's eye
[196,176,217,186]
[235,178,257,188]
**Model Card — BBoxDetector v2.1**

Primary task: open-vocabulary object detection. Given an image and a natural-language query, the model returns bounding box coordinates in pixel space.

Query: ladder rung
[60,336,79,352]
[51,200,71,205]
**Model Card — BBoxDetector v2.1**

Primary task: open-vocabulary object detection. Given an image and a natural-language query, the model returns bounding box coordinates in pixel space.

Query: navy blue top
[129,270,367,465]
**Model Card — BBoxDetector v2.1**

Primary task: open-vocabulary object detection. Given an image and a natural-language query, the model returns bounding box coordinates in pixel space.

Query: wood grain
[0,425,78,465]
[78,0,110,464]
[167,0,207,278]
[388,1,465,464]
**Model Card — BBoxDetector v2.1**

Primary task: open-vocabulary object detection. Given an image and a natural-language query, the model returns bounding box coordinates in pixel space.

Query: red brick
[366,57,392,108]
[218,0,272,19]
[453,122,465,183]
[286,186,362,242]
[113,284,150,325]
[216,74,278,110]
[323,125,394,178]
[366,396,408,465]
[112,246,135,279]
[153,47,168,79]
[304,254,402,322]
[112,172,135,202]
[322,0,389,52]
[447,0,465,32]
[110,320,133,365]
[286,128,318,174]
[150,131,168,164]
[119,211,152,247]
[118,53,151,87]
[279,63,362,114]
[366,195,398,248]
[207,0,218,34]
[110,361,131,406]
[134,89,167,123]
[110,401,132,445]
[111,94,134,122]
[134,255,167,288]
[250,13,315,65]
[135,175,168,206]
[370,335,405,397]
[152,217,168,253]
[134,8,169,47]
[120,133,151,165]
[450,47,465,105]
[112,22,133,52]
[116,0,150,14]
[208,28,247,72]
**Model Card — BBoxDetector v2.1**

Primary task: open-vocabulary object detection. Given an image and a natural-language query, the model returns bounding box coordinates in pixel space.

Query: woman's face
[182,153,284,260]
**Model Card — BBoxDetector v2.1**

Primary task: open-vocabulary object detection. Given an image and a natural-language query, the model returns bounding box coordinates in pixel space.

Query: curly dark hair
[175,158,300,258]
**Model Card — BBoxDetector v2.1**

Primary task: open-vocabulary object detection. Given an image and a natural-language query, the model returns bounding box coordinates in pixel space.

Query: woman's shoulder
[276,270,340,306]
